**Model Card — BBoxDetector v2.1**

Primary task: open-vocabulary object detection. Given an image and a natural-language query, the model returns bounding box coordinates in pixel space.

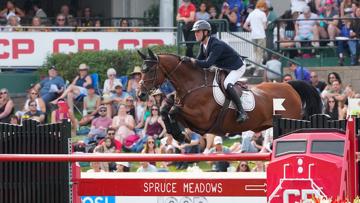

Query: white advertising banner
[0,32,175,67]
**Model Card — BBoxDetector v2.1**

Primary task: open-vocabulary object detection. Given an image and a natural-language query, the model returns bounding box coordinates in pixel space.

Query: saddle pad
[212,75,255,111]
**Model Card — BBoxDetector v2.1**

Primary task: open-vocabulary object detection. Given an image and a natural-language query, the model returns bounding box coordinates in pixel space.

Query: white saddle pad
[212,73,255,112]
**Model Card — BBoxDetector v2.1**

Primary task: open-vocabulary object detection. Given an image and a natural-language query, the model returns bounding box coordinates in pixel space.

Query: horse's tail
[287,80,323,119]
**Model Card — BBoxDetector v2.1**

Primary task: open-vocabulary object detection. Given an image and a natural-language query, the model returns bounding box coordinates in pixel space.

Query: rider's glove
[181,56,192,63]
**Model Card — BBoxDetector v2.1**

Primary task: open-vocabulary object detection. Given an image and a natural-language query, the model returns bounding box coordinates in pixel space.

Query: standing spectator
[337,16,358,66]
[243,0,268,65]
[86,105,112,143]
[0,88,14,123]
[143,105,166,139]
[16,89,46,118]
[103,68,122,95]
[34,65,65,104]
[127,66,142,98]
[208,136,231,172]
[24,100,45,123]
[112,105,135,143]
[236,161,250,172]
[0,1,24,20]
[288,61,311,82]
[176,0,196,57]
[318,0,339,46]
[219,2,238,32]
[208,5,218,19]
[195,2,210,21]
[264,55,282,82]
[294,6,320,49]
[310,71,327,93]
[32,2,47,23]
[79,85,101,126]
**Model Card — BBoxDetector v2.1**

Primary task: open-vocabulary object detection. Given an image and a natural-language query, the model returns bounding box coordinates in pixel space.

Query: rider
[185,20,248,122]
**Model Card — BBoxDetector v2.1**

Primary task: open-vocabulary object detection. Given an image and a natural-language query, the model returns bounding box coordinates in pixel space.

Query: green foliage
[144,3,160,26]
[40,45,185,85]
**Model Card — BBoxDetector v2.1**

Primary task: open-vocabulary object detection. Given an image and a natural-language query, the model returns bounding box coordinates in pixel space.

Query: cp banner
[0,32,175,67]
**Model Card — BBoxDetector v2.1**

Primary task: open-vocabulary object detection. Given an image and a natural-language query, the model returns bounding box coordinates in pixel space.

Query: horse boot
[226,83,248,123]
[160,94,176,135]
[169,106,191,143]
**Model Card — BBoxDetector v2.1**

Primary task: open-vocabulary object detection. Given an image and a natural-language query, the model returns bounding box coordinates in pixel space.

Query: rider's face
[194,30,204,42]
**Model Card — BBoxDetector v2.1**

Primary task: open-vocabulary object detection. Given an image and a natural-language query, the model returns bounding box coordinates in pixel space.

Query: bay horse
[137,49,322,136]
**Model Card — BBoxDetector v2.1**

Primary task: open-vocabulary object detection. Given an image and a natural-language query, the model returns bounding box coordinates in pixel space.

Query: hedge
[40,45,186,86]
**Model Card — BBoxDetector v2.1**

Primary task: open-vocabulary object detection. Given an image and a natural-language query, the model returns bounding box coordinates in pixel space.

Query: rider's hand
[181,56,192,63]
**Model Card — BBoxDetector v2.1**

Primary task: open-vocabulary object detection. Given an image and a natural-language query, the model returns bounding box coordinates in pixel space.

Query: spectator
[273,17,296,49]
[208,5,218,19]
[3,15,22,31]
[119,19,131,31]
[81,7,94,27]
[112,105,135,143]
[208,136,231,172]
[16,89,46,118]
[104,83,129,117]
[127,66,142,98]
[324,96,340,120]
[288,61,311,82]
[98,127,122,153]
[34,65,65,104]
[134,97,146,131]
[0,88,14,123]
[227,0,244,30]
[324,72,342,91]
[294,6,320,50]
[291,0,310,17]
[282,74,293,82]
[94,137,116,172]
[136,162,157,172]
[50,99,78,136]
[103,68,122,95]
[24,100,45,123]
[176,129,201,170]
[264,55,282,82]
[241,131,263,153]
[141,136,161,166]
[79,85,101,126]
[125,96,136,118]
[195,2,210,21]
[151,89,164,107]
[318,0,339,46]
[143,105,166,139]
[60,4,73,25]
[236,161,250,172]
[0,1,24,20]
[176,0,196,57]
[28,16,47,32]
[337,16,358,66]
[219,2,238,32]
[9,115,19,125]
[115,162,130,172]
[32,2,47,23]
[252,161,265,172]
[310,71,327,93]
[243,0,268,65]
[321,80,346,102]
[160,133,180,154]
[86,105,112,143]
[340,0,353,18]
[87,162,104,172]
[53,14,70,32]
[51,64,92,111]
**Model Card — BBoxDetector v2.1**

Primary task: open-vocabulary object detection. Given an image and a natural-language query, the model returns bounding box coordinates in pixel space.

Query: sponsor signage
[0,32,175,67]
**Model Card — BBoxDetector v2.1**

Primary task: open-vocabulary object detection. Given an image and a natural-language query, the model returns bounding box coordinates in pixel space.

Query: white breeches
[224,65,246,89]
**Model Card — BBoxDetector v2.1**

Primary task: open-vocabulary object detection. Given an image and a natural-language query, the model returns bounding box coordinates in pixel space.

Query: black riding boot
[169,106,190,143]
[226,84,248,123]
[160,95,176,135]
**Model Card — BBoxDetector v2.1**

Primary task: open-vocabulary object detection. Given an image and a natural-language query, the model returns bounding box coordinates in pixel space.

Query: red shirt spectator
[98,138,122,152]
[178,2,196,20]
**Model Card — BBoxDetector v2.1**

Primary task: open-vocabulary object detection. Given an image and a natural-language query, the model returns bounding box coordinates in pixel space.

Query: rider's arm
[195,43,224,68]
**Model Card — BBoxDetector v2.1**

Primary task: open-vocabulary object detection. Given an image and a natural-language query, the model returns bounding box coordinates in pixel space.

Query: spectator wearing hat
[34,65,65,104]
[127,66,142,98]
[208,136,231,172]
[79,85,101,126]
[151,89,164,107]
[51,63,92,111]
[103,68,122,95]
[116,162,130,172]
[104,82,130,117]
[86,105,112,143]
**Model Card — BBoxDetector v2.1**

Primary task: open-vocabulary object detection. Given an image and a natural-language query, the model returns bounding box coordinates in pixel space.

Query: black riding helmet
[191,20,211,42]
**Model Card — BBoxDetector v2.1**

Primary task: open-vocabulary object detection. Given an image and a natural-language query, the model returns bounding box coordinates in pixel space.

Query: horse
[137,49,323,136]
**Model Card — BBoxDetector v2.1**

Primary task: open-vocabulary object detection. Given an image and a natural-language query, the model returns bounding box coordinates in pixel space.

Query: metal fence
[0,119,71,203]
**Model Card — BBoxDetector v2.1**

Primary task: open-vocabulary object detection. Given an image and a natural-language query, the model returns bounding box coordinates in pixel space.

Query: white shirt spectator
[195,11,210,20]
[297,12,319,37]
[291,0,311,14]
[245,8,267,39]
[103,78,122,95]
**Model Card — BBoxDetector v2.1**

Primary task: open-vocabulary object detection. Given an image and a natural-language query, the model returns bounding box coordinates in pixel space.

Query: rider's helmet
[191,20,211,32]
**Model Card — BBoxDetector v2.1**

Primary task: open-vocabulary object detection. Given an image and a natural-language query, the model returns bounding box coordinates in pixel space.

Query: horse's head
[137,49,166,100]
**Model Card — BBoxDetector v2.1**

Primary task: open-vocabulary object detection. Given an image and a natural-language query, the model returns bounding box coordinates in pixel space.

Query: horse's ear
[137,50,147,60]
[148,48,157,60]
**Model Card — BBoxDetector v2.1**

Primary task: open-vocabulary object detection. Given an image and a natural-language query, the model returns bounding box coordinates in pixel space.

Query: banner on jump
[0,32,175,67]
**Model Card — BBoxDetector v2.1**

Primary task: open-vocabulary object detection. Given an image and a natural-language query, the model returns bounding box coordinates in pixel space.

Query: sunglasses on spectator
[0,91,8,94]
[99,109,107,112]
[328,100,335,103]
[152,108,158,111]
[241,164,247,167]
[31,92,38,95]
[57,18,65,21]
[30,104,37,107]
[107,132,115,136]
[148,141,154,144]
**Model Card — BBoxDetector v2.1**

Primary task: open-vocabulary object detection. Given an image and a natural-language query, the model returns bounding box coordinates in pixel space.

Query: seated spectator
[208,5,218,19]
[0,88,14,123]
[79,85,101,126]
[264,55,282,82]
[219,2,238,32]
[252,161,265,172]
[294,6,320,49]
[136,162,157,172]
[16,89,46,118]
[125,96,135,118]
[208,136,231,172]
[32,2,47,23]
[87,162,104,172]
[160,133,180,154]
[115,162,130,172]
[288,61,311,82]
[34,65,65,104]
[80,7,94,27]
[176,129,201,170]
[112,105,135,143]
[102,68,122,95]
[3,15,22,31]
[152,89,164,107]
[51,99,78,136]
[324,96,340,120]
[241,131,263,153]
[28,16,47,32]
[104,84,129,117]
[236,161,250,172]
[134,97,146,131]
[141,136,161,167]
[340,0,353,18]
[282,74,293,82]
[143,105,166,139]
[98,128,122,153]
[52,64,92,111]
[321,79,346,102]
[323,72,342,92]
[195,2,210,20]
[0,1,24,20]
[127,66,142,98]
[60,4,73,25]
[94,137,116,172]
[273,17,296,49]
[337,16,358,66]
[318,0,339,46]
[87,105,112,143]
[310,71,327,94]
[24,100,45,123]
[53,14,70,32]
[291,0,310,18]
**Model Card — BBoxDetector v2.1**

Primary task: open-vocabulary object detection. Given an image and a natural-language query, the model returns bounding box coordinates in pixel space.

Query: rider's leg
[224,66,248,123]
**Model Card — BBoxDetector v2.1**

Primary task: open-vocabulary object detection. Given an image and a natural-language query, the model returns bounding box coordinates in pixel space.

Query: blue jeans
[337,40,358,56]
